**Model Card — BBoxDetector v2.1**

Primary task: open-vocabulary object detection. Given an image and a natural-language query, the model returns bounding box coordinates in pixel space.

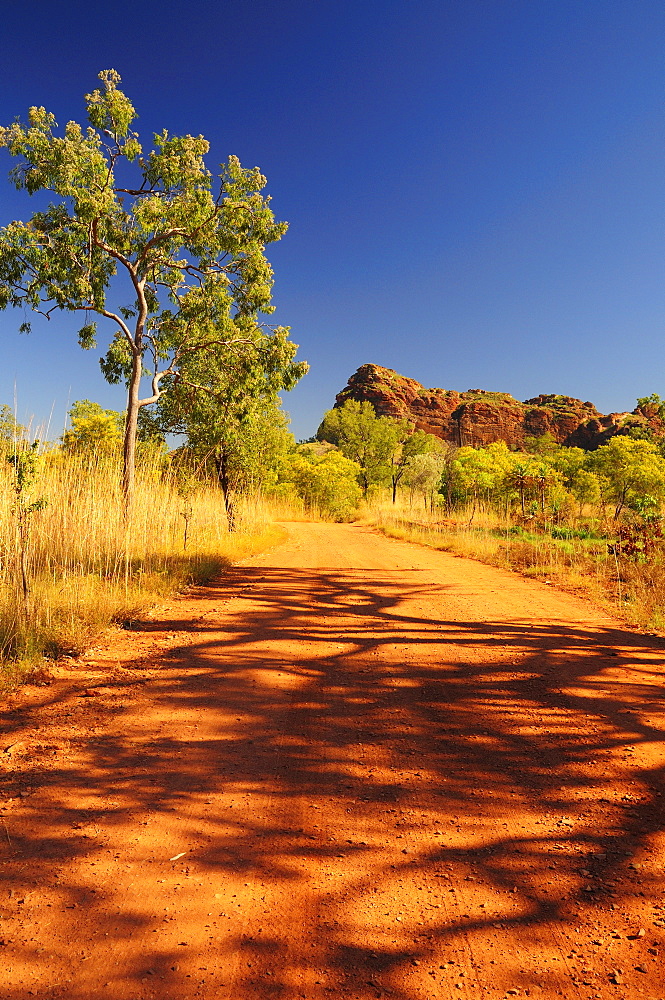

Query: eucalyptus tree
[389,428,440,503]
[155,327,306,529]
[317,400,407,497]
[589,437,665,520]
[0,70,295,508]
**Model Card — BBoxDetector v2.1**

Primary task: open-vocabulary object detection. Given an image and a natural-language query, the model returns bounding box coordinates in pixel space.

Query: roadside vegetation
[0,407,296,685]
[4,387,665,683]
[313,398,665,631]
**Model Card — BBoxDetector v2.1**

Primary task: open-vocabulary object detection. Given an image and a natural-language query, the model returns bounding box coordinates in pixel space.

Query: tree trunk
[122,352,142,512]
[614,485,628,521]
[392,476,398,503]
[214,447,236,531]
[17,515,31,619]
[468,489,477,526]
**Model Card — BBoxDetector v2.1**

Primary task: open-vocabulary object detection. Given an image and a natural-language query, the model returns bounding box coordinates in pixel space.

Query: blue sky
[1,0,664,440]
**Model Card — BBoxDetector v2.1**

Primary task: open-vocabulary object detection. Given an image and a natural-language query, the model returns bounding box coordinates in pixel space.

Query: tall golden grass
[0,446,287,684]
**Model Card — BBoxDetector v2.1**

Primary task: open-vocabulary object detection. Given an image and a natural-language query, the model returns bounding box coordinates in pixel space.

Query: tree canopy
[280,447,362,521]
[154,327,305,528]
[62,399,123,453]
[589,437,665,519]
[389,428,441,502]
[317,400,408,497]
[0,70,301,506]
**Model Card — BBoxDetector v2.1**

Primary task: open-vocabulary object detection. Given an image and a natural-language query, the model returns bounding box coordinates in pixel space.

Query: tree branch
[69,303,134,344]
[138,361,178,408]
[91,218,134,274]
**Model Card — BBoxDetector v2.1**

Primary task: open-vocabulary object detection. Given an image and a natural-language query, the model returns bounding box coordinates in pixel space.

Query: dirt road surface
[2,522,665,1000]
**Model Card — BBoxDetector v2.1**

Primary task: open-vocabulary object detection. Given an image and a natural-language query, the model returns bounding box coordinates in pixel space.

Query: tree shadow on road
[2,553,665,998]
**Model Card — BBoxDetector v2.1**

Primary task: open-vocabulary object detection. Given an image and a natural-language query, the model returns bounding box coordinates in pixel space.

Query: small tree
[0,404,25,447]
[317,400,405,497]
[590,437,665,520]
[154,328,305,529]
[62,399,124,453]
[403,451,446,512]
[636,393,665,419]
[452,442,513,522]
[569,468,601,516]
[281,448,362,520]
[523,432,560,456]
[389,428,440,503]
[510,460,537,517]
[7,442,47,611]
[0,70,295,509]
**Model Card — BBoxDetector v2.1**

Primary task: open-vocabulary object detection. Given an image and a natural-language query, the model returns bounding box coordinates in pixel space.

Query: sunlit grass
[371,493,665,630]
[0,447,288,686]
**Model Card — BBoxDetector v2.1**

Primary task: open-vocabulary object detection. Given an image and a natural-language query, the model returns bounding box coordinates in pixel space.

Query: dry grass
[0,447,288,685]
[371,496,665,630]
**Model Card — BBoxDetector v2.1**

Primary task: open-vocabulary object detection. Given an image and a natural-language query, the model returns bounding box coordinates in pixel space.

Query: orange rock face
[333,364,654,449]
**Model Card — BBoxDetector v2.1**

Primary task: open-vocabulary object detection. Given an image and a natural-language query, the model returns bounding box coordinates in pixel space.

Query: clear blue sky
[1,0,664,440]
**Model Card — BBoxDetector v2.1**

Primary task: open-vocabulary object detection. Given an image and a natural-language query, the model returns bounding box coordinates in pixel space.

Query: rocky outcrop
[332,364,658,450]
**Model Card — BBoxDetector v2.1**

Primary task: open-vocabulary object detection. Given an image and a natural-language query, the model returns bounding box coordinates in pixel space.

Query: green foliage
[524,433,560,456]
[548,523,599,541]
[62,399,124,452]
[452,441,514,501]
[0,70,299,503]
[636,393,665,418]
[623,422,656,443]
[154,325,305,527]
[280,448,362,520]
[7,442,46,509]
[6,441,48,605]
[406,430,665,531]
[317,400,407,497]
[403,451,447,507]
[136,407,167,446]
[0,404,25,447]
[568,468,601,511]
[548,445,586,482]
[390,429,440,501]
[590,437,665,519]
[446,442,576,520]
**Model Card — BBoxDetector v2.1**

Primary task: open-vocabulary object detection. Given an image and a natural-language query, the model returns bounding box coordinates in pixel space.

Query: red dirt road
[2,522,665,1000]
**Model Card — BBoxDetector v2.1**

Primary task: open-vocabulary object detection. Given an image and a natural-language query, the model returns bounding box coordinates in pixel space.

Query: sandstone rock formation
[332,364,658,450]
